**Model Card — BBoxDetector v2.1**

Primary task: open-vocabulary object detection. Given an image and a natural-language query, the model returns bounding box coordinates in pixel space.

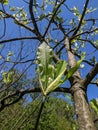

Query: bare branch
[72,0,89,36]
[0,4,6,39]
[43,0,66,37]
[53,20,65,35]
[71,28,98,40]
[0,10,35,33]
[0,36,38,44]
[77,38,98,49]
[29,0,42,41]
[0,87,71,112]
[83,63,98,86]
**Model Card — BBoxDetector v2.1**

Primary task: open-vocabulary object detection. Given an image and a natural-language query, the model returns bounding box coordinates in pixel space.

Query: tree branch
[77,38,98,49]
[0,36,38,44]
[83,63,98,86]
[72,0,89,36]
[29,0,42,41]
[71,28,98,40]
[43,0,66,37]
[0,87,71,112]
[0,10,35,33]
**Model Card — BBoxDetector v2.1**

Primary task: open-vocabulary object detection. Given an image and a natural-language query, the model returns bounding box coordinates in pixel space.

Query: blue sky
[0,0,98,101]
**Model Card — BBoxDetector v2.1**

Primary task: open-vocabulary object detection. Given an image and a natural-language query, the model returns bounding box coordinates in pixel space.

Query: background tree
[0,96,78,130]
[0,0,98,130]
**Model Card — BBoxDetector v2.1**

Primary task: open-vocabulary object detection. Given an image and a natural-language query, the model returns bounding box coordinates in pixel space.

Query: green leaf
[38,14,46,20]
[0,0,9,4]
[93,40,98,48]
[54,16,64,23]
[62,53,85,82]
[86,7,97,13]
[90,56,97,64]
[2,71,15,85]
[10,7,16,11]
[8,51,13,56]
[55,60,67,78]
[45,60,67,95]
[69,18,76,27]
[71,6,80,16]
[90,99,98,114]
[65,93,72,101]
[71,6,82,21]
[37,42,53,88]
[46,0,48,3]
[0,11,2,19]
[37,43,67,96]
[36,42,84,96]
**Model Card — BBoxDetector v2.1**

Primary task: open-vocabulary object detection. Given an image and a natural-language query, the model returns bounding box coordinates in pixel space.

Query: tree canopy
[0,0,98,130]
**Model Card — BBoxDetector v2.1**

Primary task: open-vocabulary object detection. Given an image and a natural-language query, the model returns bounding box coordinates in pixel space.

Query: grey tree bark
[65,37,96,130]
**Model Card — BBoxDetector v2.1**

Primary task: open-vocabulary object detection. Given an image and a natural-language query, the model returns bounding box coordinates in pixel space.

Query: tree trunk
[65,37,96,130]
[72,83,96,130]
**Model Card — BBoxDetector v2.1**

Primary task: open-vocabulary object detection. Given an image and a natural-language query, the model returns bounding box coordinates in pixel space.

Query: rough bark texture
[65,37,96,130]
[72,84,96,130]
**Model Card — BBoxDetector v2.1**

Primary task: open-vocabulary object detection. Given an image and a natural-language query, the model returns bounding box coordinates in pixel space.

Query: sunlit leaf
[37,42,53,88]
[37,43,85,96]
[55,60,67,78]
[10,7,16,11]
[86,7,97,13]
[90,99,98,114]
[38,14,47,20]
[0,0,9,4]
[8,51,13,56]
[90,56,97,64]
[45,60,67,95]
[2,71,15,85]
[62,53,85,83]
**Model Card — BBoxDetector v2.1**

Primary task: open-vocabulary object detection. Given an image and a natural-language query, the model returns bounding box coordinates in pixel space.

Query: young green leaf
[55,60,67,78]
[90,99,98,114]
[45,60,67,95]
[62,53,85,82]
[0,0,9,4]
[2,71,15,85]
[37,42,54,88]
